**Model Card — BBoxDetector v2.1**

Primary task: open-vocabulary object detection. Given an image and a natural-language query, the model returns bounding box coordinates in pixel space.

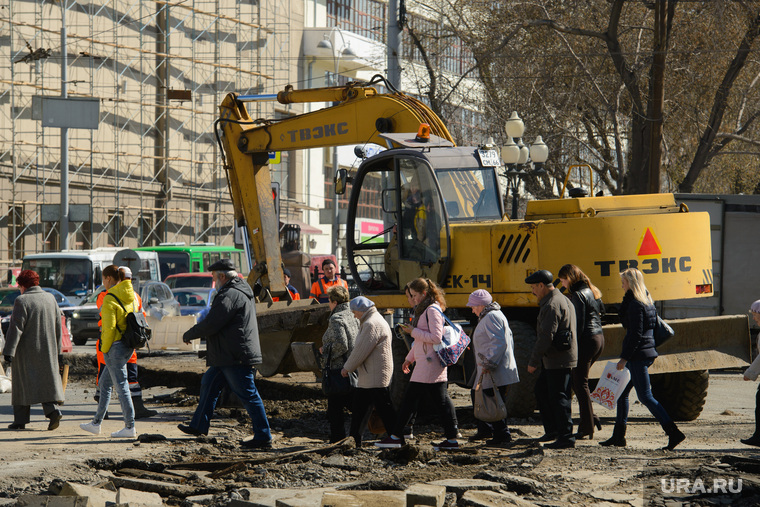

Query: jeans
[395,381,458,440]
[535,367,574,442]
[93,340,135,428]
[616,359,672,427]
[190,365,271,442]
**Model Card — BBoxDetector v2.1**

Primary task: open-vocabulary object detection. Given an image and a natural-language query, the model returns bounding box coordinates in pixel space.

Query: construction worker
[272,268,301,302]
[94,266,157,419]
[310,258,348,304]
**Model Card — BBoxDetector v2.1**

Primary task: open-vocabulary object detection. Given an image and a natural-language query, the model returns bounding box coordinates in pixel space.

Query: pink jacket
[407,303,447,383]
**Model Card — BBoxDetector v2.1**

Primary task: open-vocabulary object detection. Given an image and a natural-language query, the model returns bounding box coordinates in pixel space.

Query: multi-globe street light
[500,111,549,219]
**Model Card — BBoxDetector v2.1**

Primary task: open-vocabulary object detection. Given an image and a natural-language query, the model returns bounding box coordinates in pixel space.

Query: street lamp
[500,111,549,219]
[317,30,356,260]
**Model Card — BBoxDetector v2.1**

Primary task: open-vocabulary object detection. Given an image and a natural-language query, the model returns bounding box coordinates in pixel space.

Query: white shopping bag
[590,361,631,410]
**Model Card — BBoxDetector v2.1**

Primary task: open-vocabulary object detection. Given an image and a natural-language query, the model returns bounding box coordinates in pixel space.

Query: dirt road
[0,354,759,506]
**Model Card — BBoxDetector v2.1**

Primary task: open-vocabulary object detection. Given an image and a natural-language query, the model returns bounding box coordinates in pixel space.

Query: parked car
[165,273,214,289]
[0,287,73,351]
[172,287,216,322]
[68,281,180,346]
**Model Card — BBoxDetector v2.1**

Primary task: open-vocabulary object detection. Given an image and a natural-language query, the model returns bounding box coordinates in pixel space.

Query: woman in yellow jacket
[80,265,137,438]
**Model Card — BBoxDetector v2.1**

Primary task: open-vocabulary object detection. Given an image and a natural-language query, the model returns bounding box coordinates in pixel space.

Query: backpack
[108,293,151,349]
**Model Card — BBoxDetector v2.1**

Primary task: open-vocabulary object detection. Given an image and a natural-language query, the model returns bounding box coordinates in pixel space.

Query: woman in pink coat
[375,278,459,450]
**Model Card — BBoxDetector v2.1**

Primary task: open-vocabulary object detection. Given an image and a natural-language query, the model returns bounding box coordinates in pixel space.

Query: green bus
[135,244,247,280]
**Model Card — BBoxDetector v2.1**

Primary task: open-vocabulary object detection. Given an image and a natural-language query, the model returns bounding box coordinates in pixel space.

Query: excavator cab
[346,142,504,293]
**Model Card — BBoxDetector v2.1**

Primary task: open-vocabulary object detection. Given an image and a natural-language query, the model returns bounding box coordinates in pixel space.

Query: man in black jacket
[179,259,272,449]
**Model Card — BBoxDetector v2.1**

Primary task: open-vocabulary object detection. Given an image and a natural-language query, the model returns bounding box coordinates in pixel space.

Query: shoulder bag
[321,344,357,396]
[473,372,507,422]
[431,307,471,367]
[654,316,675,347]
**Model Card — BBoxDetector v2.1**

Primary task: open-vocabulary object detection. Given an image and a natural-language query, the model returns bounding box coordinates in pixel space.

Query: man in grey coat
[525,269,577,449]
[179,259,272,449]
[3,270,64,430]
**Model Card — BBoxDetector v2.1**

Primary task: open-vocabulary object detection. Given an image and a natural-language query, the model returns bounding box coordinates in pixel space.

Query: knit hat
[118,266,133,279]
[751,300,760,313]
[283,268,292,278]
[349,296,375,313]
[467,289,493,307]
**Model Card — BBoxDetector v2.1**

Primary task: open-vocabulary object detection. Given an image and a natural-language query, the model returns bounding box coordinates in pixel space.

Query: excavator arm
[216,80,454,296]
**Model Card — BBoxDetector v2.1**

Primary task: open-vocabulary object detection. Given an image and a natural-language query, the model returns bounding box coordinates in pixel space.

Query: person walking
[94,266,157,419]
[80,265,137,438]
[3,270,64,430]
[375,278,459,451]
[310,258,348,303]
[178,259,272,449]
[341,296,396,447]
[740,299,760,447]
[558,264,605,440]
[466,289,519,446]
[319,285,359,442]
[600,268,685,450]
[525,269,578,449]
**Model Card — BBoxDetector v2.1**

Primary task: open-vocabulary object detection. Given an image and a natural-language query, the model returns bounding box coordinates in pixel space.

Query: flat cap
[525,269,553,285]
[207,258,236,272]
[349,296,375,313]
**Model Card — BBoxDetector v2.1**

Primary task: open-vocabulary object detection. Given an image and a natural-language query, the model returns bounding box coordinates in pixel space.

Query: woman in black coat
[600,268,684,450]
[558,264,604,440]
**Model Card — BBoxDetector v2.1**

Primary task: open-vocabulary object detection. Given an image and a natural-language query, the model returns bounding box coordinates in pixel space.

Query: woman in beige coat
[341,296,396,446]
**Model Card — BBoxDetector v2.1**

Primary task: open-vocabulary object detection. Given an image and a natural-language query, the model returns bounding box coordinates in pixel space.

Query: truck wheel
[650,370,709,421]
[72,336,88,346]
[505,321,538,419]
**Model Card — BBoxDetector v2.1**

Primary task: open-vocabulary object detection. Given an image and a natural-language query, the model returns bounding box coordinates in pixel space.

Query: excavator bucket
[254,299,332,377]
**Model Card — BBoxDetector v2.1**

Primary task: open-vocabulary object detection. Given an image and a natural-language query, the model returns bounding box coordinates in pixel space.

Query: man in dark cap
[180,259,272,449]
[525,269,578,449]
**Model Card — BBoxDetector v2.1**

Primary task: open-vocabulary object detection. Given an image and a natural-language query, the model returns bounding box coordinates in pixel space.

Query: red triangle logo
[637,228,661,256]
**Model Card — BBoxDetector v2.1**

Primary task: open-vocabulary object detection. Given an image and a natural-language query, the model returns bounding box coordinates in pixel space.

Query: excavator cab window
[346,153,451,293]
[436,167,503,221]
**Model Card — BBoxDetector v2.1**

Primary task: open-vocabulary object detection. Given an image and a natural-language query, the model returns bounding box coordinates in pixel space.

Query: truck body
[216,79,751,419]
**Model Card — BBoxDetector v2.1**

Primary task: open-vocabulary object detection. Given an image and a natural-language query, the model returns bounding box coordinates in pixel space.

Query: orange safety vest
[310,276,348,303]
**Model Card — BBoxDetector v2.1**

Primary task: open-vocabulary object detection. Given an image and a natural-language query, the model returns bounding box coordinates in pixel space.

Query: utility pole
[388,0,402,90]
[60,0,69,250]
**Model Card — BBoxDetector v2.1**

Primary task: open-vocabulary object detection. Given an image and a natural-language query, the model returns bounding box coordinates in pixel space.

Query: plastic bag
[590,361,631,410]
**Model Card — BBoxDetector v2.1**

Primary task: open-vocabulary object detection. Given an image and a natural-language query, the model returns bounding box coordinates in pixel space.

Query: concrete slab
[459,490,536,507]
[59,482,117,505]
[321,490,406,507]
[116,487,163,506]
[426,479,504,498]
[405,484,446,507]
[16,495,92,507]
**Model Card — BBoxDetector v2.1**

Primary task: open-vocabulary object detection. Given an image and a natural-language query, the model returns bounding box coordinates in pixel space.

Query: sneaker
[375,436,403,449]
[111,426,136,438]
[432,440,459,451]
[80,422,101,435]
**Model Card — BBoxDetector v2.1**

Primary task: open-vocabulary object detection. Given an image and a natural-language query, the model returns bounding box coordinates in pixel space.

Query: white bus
[22,248,161,305]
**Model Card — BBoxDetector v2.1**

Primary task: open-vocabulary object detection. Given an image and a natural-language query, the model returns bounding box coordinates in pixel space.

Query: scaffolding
[0,0,295,268]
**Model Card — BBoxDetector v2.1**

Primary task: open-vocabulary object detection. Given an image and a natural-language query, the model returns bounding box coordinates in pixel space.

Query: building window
[327,0,387,43]
[196,203,210,243]
[107,210,122,247]
[7,205,24,260]
[140,213,160,247]
[43,221,59,252]
[74,221,92,250]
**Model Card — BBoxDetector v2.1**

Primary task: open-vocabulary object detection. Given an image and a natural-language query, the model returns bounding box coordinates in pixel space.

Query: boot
[132,395,158,419]
[599,424,626,447]
[662,421,685,450]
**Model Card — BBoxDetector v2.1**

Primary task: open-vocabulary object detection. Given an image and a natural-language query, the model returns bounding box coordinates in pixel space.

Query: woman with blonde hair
[558,264,604,440]
[375,278,459,451]
[600,268,685,450]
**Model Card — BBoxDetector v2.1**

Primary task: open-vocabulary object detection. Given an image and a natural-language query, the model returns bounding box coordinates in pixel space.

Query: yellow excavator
[216,76,750,419]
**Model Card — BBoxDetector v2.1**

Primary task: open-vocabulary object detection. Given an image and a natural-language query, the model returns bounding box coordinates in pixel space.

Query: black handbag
[321,345,357,396]
[654,316,675,347]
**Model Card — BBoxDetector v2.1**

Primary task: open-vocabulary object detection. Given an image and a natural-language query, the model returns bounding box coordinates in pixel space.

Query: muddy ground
[1,352,760,506]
